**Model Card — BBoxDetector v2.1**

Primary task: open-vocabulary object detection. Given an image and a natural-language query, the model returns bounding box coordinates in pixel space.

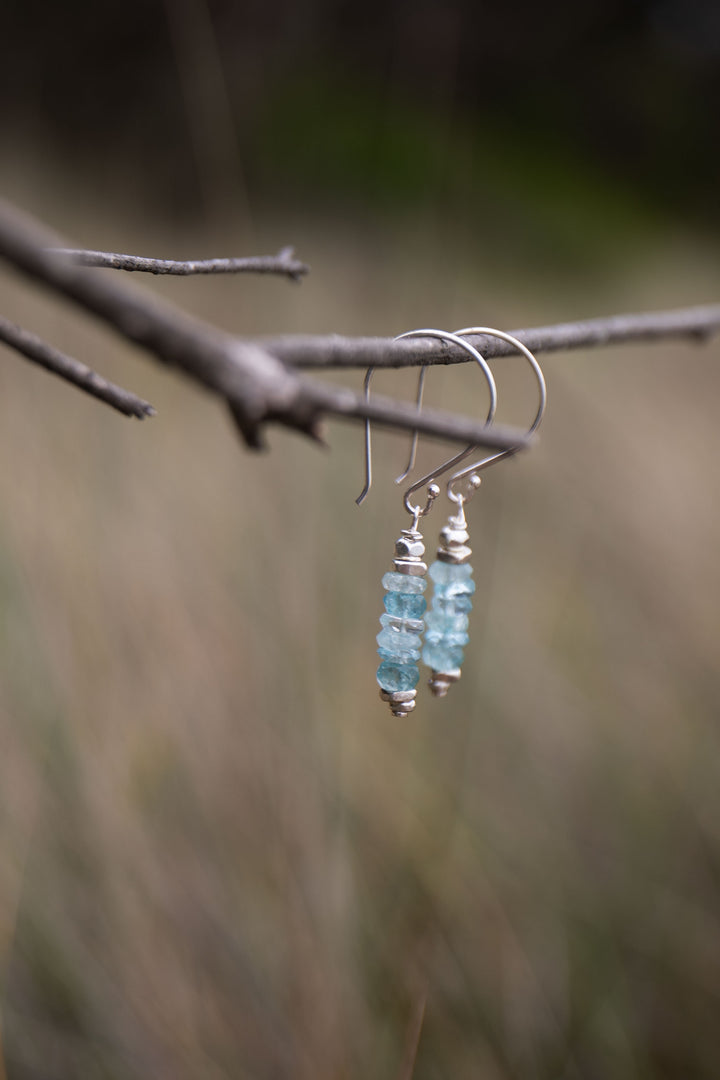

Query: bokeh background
[2,2,720,1077]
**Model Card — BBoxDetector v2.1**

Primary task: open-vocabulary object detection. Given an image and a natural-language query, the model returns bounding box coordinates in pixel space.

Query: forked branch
[0,198,718,452]
[0,200,527,450]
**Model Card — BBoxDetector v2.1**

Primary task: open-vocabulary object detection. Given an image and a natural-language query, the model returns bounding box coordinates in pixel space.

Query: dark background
[4,0,720,228]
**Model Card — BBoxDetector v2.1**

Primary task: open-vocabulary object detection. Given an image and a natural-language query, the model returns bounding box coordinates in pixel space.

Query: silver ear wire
[394,365,427,484]
[356,328,498,516]
[446,327,546,503]
[355,367,375,506]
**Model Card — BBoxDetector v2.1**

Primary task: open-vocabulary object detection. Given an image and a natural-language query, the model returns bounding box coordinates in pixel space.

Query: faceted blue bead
[424,627,469,647]
[377,628,422,660]
[384,592,427,619]
[422,642,465,671]
[382,572,427,594]
[377,660,419,692]
[421,561,474,676]
[429,561,472,585]
[432,576,476,598]
[380,613,424,634]
[376,568,428,691]
[429,562,474,597]
[425,606,469,647]
[425,610,469,634]
[434,593,473,615]
[378,647,419,662]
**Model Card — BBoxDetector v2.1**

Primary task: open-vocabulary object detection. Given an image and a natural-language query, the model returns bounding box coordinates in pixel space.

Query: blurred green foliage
[255,70,663,267]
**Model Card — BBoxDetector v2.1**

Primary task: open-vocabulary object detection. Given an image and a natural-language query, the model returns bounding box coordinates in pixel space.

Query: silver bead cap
[380,689,417,717]
[428,670,462,697]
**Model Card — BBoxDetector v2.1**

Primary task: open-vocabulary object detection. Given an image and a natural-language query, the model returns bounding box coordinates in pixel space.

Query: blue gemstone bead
[384,592,427,619]
[425,610,469,634]
[377,628,422,660]
[434,594,473,615]
[422,642,465,671]
[429,562,473,585]
[424,627,469,647]
[380,613,424,634]
[377,569,427,696]
[432,576,476,598]
[422,560,475,675]
[424,611,469,643]
[378,647,419,662]
[377,660,420,692]
[382,572,427,594]
[429,562,474,597]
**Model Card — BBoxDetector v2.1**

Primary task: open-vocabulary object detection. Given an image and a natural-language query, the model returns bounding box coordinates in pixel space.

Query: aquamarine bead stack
[376,525,428,717]
[422,501,476,697]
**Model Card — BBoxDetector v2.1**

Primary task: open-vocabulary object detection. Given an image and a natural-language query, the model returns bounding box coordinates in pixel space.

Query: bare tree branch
[0,200,528,452]
[291,385,530,450]
[51,246,309,281]
[0,315,155,418]
[2,199,717,454]
[263,303,720,370]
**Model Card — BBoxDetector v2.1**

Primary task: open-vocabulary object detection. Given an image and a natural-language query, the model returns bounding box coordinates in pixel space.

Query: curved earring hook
[395,329,498,517]
[355,363,430,506]
[394,365,427,484]
[446,326,547,504]
[355,367,375,506]
[356,329,498,517]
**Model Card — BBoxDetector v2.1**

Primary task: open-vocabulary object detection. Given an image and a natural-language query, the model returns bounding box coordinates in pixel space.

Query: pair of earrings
[358,327,546,717]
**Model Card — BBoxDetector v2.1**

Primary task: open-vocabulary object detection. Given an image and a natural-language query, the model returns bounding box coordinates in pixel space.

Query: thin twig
[263,303,720,369]
[51,246,309,282]
[0,316,155,419]
[297,384,530,450]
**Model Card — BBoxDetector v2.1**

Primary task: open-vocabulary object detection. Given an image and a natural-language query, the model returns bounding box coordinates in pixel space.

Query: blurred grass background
[2,1,720,1077]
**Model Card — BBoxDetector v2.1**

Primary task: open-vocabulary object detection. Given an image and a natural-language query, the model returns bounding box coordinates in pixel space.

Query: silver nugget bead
[393,527,427,576]
[436,505,473,565]
[428,670,462,697]
[395,536,425,559]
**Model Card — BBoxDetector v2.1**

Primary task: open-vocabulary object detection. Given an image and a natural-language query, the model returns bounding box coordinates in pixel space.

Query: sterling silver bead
[392,527,427,576]
[380,689,417,717]
[428,670,462,697]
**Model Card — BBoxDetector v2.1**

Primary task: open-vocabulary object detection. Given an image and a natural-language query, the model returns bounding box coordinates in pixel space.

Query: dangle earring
[373,494,435,718]
[422,327,547,696]
[357,329,498,716]
[422,488,477,697]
